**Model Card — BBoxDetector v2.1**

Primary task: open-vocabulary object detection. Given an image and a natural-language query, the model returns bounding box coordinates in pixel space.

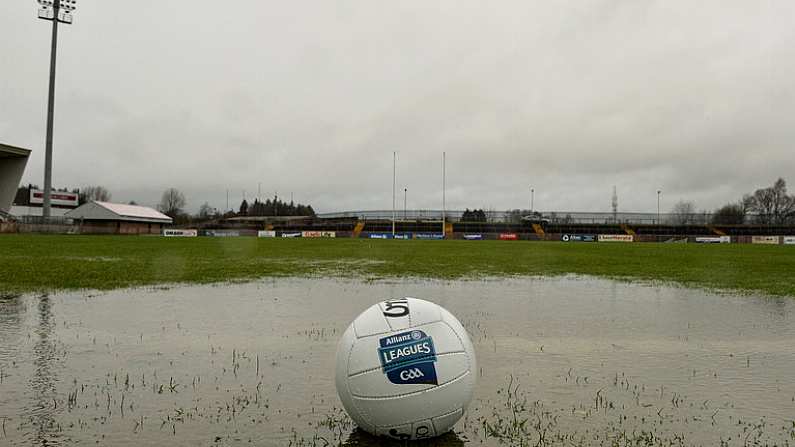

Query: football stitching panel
[350,369,470,400]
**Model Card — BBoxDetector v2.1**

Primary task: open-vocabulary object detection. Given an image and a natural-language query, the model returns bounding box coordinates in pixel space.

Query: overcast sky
[1,1,793,214]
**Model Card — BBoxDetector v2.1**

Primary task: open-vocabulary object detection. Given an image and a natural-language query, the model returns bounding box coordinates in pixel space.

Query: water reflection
[0,294,24,390]
[343,428,465,446]
[24,295,63,446]
[0,278,793,445]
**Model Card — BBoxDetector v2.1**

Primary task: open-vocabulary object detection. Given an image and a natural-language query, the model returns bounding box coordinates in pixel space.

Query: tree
[506,209,524,224]
[744,178,795,224]
[239,199,249,215]
[198,202,214,219]
[158,188,186,218]
[79,185,111,204]
[669,200,696,225]
[712,202,745,225]
[461,208,487,222]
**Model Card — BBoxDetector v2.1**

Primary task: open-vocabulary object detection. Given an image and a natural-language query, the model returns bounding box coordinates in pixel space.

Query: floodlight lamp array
[37,0,77,12]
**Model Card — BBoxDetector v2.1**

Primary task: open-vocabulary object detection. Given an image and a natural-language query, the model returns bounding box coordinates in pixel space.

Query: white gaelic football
[335,297,476,441]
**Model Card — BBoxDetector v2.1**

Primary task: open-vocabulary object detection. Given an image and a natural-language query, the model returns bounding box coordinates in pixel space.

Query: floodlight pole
[42,1,62,218]
[392,151,396,237]
[404,187,407,220]
[530,187,534,213]
[657,189,661,224]
[442,152,446,239]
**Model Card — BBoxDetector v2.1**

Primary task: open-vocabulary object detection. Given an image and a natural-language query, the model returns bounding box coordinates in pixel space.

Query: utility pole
[37,0,77,218]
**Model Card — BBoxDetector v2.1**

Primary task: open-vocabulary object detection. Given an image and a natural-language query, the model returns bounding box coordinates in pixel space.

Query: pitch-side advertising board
[694,236,731,244]
[561,234,596,242]
[598,234,634,242]
[751,236,780,244]
[163,229,197,237]
[416,233,444,240]
[206,230,239,237]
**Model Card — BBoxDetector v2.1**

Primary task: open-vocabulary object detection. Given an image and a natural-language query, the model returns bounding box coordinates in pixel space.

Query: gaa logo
[399,367,425,381]
[378,330,439,385]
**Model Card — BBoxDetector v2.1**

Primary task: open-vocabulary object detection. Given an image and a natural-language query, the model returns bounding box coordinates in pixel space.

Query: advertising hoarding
[29,189,79,207]
[281,232,302,238]
[695,236,731,244]
[598,234,634,242]
[369,233,393,239]
[463,234,483,240]
[561,234,596,242]
[498,233,518,240]
[162,229,197,237]
[751,236,780,245]
[416,233,444,240]
[394,233,412,240]
[257,230,276,238]
[597,234,633,242]
[206,230,240,237]
[302,231,323,238]
[783,236,795,245]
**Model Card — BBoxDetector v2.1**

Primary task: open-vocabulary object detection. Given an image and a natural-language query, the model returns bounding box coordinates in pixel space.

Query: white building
[66,201,172,234]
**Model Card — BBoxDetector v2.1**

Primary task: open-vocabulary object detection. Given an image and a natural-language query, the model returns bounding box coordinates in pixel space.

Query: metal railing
[316,210,792,226]
[17,215,74,225]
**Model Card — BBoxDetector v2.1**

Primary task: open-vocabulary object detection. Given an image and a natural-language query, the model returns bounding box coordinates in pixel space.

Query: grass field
[1,234,794,297]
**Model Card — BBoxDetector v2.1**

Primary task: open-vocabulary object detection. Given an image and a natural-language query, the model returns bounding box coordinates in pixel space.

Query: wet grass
[1,234,794,297]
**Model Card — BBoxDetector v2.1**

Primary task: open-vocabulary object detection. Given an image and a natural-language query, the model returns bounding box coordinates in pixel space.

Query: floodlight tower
[612,186,618,222]
[36,0,77,218]
[657,189,662,224]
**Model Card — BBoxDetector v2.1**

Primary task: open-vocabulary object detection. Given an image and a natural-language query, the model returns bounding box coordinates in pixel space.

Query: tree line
[14,185,316,224]
[670,177,795,225]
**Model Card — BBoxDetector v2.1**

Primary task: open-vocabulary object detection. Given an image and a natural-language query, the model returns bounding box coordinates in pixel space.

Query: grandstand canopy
[0,143,32,214]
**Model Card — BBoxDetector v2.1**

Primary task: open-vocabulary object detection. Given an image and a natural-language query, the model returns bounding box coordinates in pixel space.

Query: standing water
[0,277,793,445]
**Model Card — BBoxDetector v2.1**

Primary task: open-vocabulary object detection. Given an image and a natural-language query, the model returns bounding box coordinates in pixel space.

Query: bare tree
[79,185,111,204]
[745,178,795,224]
[669,200,696,225]
[198,202,214,219]
[712,202,745,225]
[159,188,186,218]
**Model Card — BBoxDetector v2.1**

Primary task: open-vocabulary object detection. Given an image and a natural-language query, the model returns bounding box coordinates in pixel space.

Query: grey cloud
[1,0,793,214]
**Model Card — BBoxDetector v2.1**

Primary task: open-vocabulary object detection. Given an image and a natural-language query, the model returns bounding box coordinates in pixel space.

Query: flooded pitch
[1,277,794,446]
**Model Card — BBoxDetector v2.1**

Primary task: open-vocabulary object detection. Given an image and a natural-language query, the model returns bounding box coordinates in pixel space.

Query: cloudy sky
[1,1,793,214]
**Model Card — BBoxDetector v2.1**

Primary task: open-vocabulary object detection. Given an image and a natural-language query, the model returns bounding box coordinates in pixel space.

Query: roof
[0,143,32,159]
[66,201,173,224]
